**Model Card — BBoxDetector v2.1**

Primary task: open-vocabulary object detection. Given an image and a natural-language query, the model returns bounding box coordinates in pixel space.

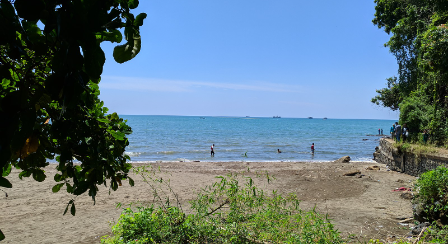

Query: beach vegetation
[414,166,448,225]
[101,166,343,243]
[372,0,448,145]
[367,224,448,243]
[0,0,146,240]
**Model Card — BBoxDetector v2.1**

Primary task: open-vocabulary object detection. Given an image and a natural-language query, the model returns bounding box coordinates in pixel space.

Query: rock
[366,165,380,170]
[343,170,361,176]
[413,203,428,223]
[373,152,380,159]
[335,156,351,164]
[409,222,430,236]
[400,192,413,200]
[397,179,405,183]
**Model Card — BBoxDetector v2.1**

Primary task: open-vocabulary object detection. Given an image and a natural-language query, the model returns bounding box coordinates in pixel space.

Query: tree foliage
[0,0,146,240]
[372,0,448,144]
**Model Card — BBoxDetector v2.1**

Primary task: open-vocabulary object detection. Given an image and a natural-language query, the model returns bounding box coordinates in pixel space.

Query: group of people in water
[211,143,316,157]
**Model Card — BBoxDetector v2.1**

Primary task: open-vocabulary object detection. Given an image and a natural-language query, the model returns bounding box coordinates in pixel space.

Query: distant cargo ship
[273,115,281,118]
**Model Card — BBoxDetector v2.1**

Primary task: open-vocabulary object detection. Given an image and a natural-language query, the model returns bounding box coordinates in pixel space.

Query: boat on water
[323,117,327,120]
[273,115,281,118]
[308,117,313,119]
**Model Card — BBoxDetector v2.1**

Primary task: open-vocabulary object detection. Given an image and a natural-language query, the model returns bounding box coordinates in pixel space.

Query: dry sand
[0,161,416,243]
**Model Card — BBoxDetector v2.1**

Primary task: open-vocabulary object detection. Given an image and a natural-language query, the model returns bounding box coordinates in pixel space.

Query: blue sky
[98,0,399,120]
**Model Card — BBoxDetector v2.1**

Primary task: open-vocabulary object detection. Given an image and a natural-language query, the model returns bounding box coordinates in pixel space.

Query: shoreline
[128,159,378,163]
[1,161,414,243]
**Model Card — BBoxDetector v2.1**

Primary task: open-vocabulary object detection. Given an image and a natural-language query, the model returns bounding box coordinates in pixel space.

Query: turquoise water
[122,115,394,162]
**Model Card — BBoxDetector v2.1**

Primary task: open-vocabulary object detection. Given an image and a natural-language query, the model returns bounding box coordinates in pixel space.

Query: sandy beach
[0,161,416,243]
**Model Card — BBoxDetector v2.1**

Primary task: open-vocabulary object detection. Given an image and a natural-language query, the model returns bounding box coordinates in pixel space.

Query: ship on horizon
[273,115,281,118]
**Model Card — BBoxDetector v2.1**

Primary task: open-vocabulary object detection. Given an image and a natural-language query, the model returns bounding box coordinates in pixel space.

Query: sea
[122,115,395,163]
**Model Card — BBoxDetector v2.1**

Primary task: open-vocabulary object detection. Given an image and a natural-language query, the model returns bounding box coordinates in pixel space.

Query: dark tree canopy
[372,0,448,143]
[0,0,146,240]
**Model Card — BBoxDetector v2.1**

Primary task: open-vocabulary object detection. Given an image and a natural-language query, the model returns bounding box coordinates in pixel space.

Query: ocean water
[122,115,395,163]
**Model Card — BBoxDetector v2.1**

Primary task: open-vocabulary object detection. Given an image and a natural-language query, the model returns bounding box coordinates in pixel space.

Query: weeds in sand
[394,142,438,155]
[101,165,342,243]
[367,224,448,243]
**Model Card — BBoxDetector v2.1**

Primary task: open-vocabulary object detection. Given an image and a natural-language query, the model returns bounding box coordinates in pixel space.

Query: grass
[394,142,439,155]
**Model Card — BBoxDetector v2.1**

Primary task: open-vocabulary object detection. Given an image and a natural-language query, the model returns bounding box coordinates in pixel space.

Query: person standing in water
[311,143,315,154]
[211,144,215,157]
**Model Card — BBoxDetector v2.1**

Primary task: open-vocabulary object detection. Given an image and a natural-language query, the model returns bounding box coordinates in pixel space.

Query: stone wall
[373,138,448,176]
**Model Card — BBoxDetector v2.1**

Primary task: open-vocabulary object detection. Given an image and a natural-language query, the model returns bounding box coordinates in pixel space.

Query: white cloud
[100,76,303,93]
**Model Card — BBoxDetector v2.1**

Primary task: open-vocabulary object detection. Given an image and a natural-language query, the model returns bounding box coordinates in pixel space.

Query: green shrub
[415,166,448,224]
[101,167,342,243]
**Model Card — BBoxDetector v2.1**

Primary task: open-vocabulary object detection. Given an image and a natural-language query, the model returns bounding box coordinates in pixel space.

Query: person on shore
[381,128,383,135]
[277,149,282,153]
[390,124,395,139]
[211,144,215,157]
[395,122,402,142]
[311,143,315,154]
[402,124,409,142]
[378,128,381,135]
[423,130,429,143]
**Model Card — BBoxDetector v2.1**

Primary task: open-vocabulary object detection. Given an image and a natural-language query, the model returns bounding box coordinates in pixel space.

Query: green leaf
[111,179,118,191]
[32,170,46,182]
[73,181,89,195]
[14,0,45,21]
[22,20,42,41]
[113,35,141,63]
[1,0,15,19]
[128,0,139,9]
[0,229,4,241]
[2,164,12,177]
[110,112,119,120]
[97,118,110,124]
[134,13,147,27]
[18,170,31,179]
[84,45,105,80]
[99,30,123,43]
[108,130,125,140]
[66,183,74,193]
[52,183,64,193]
[54,173,62,182]
[129,177,134,186]
[71,202,76,216]
[0,177,12,188]
[63,200,74,215]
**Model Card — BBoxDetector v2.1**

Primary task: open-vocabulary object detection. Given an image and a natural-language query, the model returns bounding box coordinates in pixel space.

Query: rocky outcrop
[373,138,448,176]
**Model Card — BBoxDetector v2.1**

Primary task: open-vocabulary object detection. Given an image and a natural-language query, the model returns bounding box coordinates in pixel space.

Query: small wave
[176,158,192,162]
[125,151,142,157]
[156,151,176,155]
[352,157,375,162]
